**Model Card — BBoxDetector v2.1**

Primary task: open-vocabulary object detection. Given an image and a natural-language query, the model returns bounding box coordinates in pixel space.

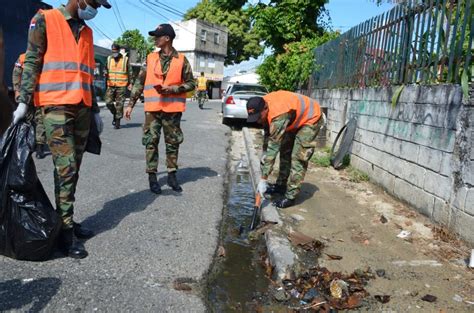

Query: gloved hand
[257,179,268,197]
[94,113,103,134]
[13,102,28,124]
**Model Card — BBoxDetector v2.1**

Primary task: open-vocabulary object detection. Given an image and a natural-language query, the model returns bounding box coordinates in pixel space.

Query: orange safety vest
[265,90,321,131]
[197,76,207,91]
[107,55,128,87]
[143,52,187,113]
[34,8,94,107]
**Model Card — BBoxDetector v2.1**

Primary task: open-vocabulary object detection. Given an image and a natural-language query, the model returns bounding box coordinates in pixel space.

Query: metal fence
[312,0,472,89]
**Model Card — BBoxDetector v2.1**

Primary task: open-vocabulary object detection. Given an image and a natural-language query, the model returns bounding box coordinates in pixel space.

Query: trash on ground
[392,260,442,267]
[469,249,474,268]
[421,294,437,302]
[326,253,343,260]
[374,295,391,303]
[330,279,348,298]
[376,269,386,277]
[397,230,411,239]
[452,294,463,302]
[288,231,325,253]
[217,245,226,257]
[380,215,388,224]
[173,281,192,291]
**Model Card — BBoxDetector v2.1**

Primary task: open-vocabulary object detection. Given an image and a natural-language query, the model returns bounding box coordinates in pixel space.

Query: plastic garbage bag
[85,113,101,155]
[0,122,61,261]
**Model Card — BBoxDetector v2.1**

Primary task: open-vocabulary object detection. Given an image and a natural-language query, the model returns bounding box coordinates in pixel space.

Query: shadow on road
[157,166,219,186]
[0,277,61,312]
[295,182,319,204]
[83,190,156,236]
[120,123,142,129]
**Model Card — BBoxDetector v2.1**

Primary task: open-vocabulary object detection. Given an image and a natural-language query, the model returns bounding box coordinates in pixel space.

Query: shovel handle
[249,192,262,230]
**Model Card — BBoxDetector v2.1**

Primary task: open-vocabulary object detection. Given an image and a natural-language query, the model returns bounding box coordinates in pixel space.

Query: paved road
[0,100,228,312]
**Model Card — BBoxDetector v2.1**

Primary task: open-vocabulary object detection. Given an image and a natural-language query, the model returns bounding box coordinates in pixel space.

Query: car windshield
[230,85,267,94]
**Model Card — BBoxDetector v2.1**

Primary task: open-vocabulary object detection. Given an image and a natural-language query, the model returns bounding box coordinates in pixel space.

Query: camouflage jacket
[128,48,195,108]
[261,113,291,179]
[18,5,99,113]
[12,56,23,94]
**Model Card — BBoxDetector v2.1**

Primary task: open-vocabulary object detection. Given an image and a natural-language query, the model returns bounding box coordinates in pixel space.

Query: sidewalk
[248,128,473,312]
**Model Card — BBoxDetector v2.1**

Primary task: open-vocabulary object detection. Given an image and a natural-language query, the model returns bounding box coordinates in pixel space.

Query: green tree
[184,0,263,65]
[257,33,338,92]
[115,29,154,62]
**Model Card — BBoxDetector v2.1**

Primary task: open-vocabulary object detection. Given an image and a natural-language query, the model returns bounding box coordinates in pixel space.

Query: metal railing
[312,0,472,89]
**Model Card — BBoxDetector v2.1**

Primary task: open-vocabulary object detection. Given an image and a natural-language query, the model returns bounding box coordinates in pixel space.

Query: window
[208,55,215,68]
[199,55,206,68]
[200,29,207,42]
[214,33,219,44]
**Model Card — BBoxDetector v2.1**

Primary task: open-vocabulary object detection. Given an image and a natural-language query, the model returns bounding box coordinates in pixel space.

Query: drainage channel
[206,155,270,312]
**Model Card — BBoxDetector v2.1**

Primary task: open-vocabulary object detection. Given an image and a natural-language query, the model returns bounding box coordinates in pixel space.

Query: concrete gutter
[242,127,297,282]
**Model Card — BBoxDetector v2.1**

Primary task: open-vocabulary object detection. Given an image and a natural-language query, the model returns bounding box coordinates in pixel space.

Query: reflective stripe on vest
[34,8,94,107]
[143,52,187,113]
[288,94,318,130]
[107,56,128,87]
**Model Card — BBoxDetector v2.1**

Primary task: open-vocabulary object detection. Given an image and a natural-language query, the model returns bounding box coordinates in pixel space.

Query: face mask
[112,52,120,58]
[78,0,98,20]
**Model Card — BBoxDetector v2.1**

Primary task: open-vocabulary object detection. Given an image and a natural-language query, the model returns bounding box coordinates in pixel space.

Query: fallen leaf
[217,245,226,257]
[380,215,388,224]
[346,295,361,308]
[374,295,391,303]
[289,231,314,246]
[421,294,437,302]
[326,254,343,260]
[173,281,192,291]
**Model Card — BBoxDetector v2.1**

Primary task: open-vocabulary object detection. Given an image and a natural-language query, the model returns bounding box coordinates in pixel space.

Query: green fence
[312,0,472,89]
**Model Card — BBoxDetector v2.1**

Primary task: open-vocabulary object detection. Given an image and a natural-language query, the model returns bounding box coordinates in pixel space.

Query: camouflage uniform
[12,55,45,144]
[105,54,132,120]
[129,48,195,173]
[262,113,324,200]
[18,6,99,229]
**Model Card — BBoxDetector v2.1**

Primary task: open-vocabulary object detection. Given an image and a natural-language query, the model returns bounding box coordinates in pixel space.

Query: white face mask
[78,0,98,20]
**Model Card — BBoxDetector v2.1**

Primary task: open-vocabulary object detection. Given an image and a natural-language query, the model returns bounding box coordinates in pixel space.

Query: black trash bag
[85,113,101,155]
[0,122,61,261]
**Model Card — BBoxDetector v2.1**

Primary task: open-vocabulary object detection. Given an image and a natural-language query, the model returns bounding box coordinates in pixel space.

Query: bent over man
[12,0,111,258]
[246,90,324,209]
[12,52,47,158]
[125,24,195,194]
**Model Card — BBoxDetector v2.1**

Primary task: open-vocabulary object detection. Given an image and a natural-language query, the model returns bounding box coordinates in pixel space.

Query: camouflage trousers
[276,119,324,199]
[42,105,91,229]
[143,111,183,173]
[34,107,47,145]
[105,86,127,119]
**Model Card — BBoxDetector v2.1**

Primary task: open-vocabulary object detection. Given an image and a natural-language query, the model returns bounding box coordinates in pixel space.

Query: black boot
[167,171,183,192]
[35,144,46,159]
[58,229,88,259]
[149,173,162,194]
[112,118,116,126]
[266,183,287,195]
[273,197,295,209]
[73,222,94,239]
[114,118,121,129]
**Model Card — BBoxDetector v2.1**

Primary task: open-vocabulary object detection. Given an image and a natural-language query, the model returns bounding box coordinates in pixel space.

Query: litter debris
[380,215,388,224]
[326,254,343,260]
[302,288,319,301]
[217,246,226,257]
[376,269,386,277]
[421,294,437,303]
[288,231,325,253]
[453,294,463,302]
[397,230,411,239]
[173,281,192,291]
[374,295,391,303]
[330,279,348,299]
[22,278,34,283]
[392,260,442,267]
[273,289,290,302]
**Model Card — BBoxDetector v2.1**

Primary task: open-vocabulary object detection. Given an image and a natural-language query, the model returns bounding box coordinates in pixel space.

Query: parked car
[221,83,268,124]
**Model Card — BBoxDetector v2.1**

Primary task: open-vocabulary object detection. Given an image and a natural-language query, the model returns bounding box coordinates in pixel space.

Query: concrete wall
[311,84,474,244]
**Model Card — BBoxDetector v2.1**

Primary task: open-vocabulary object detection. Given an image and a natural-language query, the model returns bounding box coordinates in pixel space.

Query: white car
[221,83,268,124]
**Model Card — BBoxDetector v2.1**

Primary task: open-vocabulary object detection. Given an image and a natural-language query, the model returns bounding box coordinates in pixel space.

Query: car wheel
[222,117,230,125]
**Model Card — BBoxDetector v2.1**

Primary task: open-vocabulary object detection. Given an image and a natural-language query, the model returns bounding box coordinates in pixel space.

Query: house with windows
[173,19,228,99]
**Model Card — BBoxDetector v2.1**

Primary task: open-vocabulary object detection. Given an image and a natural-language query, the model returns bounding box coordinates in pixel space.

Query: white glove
[257,179,268,197]
[94,113,103,134]
[13,102,28,124]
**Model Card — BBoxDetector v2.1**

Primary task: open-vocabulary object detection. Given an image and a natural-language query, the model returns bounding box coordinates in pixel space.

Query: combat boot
[273,197,295,209]
[149,173,162,194]
[167,171,183,192]
[266,183,287,195]
[114,118,121,129]
[73,222,94,239]
[35,144,46,159]
[58,228,88,259]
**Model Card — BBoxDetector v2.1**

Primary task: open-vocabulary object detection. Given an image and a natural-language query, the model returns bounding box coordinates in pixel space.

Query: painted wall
[311,84,474,244]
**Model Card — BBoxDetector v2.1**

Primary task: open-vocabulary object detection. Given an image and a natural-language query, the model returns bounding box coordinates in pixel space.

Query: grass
[310,146,332,167]
[347,166,369,183]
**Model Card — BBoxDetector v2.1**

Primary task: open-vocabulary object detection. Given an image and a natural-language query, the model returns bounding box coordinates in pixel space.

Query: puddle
[207,170,270,312]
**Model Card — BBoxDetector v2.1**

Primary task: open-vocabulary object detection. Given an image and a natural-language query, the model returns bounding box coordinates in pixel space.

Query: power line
[88,21,114,41]
[111,0,127,31]
[146,0,184,18]
[110,0,125,33]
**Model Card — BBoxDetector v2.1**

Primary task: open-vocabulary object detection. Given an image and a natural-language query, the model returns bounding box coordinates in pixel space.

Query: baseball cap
[96,0,112,9]
[246,96,266,123]
[148,24,176,39]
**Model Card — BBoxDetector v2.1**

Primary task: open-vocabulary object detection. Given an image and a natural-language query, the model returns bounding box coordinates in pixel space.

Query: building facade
[173,19,228,98]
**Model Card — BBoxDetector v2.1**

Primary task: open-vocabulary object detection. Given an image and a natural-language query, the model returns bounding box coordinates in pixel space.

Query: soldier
[12,53,47,159]
[125,23,195,194]
[196,72,207,109]
[105,43,131,129]
[246,90,324,208]
[12,0,111,258]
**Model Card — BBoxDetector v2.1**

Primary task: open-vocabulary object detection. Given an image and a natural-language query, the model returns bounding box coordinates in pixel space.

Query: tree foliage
[184,0,263,66]
[115,29,154,62]
[250,0,329,54]
[256,33,338,92]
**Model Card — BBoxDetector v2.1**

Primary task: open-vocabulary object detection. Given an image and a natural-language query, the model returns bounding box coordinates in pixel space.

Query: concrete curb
[242,127,297,281]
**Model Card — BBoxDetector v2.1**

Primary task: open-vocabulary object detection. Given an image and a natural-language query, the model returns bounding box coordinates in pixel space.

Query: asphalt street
[0,99,229,312]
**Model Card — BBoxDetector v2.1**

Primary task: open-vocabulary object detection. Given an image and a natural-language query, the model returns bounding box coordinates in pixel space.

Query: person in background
[196,71,207,109]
